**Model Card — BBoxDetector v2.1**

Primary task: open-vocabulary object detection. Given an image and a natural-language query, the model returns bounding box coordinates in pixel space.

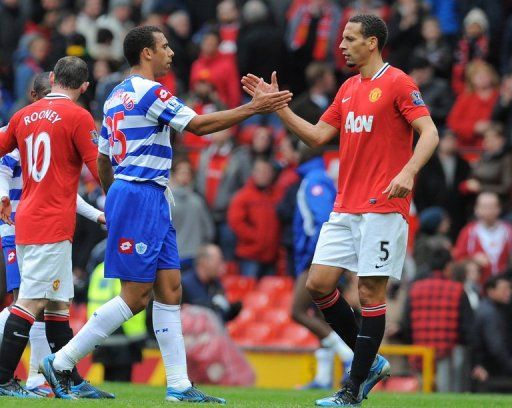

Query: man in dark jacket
[471,276,512,392]
[414,129,471,240]
[182,244,241,323]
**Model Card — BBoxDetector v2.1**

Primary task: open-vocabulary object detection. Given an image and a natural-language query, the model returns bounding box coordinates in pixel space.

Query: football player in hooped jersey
[42,25,292,402]
[0,57,113,399]
[242,15,439,406]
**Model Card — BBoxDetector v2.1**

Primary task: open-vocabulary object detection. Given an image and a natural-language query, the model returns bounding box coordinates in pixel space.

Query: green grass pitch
[1,383,512,407]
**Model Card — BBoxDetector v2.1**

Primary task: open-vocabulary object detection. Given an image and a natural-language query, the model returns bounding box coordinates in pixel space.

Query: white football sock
[0,307,10,341]
[321,331,354,362]
[314,348,334,386]
[26,321,51,389]
[153,301,191,391]
[53,296,132,371]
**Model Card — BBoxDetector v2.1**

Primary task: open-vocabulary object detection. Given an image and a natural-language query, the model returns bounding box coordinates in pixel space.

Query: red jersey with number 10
[0,93,99,244]
[320,63,430,219]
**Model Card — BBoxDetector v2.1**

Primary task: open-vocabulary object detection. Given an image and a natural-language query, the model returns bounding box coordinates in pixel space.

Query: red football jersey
[0,93,99,244]
[320,63,430,218]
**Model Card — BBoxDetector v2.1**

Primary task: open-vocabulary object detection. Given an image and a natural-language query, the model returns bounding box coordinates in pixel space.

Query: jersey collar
[371,62,390,81]
[45,93,71,100]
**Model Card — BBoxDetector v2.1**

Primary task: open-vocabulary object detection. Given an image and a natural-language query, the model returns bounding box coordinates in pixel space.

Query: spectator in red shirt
[227,158,282,278]
[447,61,499,151]
[454,192,512,284]
[190,29,241,108]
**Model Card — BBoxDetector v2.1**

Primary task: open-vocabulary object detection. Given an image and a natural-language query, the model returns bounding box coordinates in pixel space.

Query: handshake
[241,71,292,114]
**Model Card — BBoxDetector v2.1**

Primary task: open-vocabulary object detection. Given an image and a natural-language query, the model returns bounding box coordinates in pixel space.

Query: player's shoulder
[384,66,416,86]
[130,75,166,97]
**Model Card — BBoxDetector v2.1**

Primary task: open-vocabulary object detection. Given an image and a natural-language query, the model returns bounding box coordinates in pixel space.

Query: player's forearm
[76,194,102,222]
[186,104,257,136]
[277,107,323,147]
[402,126,439,176]
[97,153,114,194]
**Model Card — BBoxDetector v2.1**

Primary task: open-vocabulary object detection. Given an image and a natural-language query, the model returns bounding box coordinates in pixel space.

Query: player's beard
[346,61,356,68]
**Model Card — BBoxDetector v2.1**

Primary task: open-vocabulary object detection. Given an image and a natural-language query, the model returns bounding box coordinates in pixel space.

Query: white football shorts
[312,212,408,280]
[17,240,74,302]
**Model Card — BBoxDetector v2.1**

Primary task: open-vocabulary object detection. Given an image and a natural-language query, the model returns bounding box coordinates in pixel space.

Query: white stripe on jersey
[121,154,172,171]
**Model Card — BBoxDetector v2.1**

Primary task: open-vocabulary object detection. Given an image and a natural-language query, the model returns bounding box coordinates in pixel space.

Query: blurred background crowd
[2,0,512,393]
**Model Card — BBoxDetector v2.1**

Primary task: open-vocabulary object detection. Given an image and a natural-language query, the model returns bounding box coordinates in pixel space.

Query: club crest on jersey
[119,238,134,254]
[135,242,148,255]
[411,91,425,106]
[7,250,16,264]
[345,111,374,133]
[369,88,382,102]
[53,279,60,291]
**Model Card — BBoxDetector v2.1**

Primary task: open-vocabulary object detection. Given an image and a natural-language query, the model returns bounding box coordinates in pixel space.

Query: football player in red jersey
[242,14,439,406]
[0,57,112,399]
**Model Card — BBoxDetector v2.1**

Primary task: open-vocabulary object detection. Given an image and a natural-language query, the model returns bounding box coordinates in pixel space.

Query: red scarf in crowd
[291,4,332,61]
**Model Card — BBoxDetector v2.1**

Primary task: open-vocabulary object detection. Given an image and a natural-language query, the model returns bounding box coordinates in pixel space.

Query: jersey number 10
[25,132,51,182]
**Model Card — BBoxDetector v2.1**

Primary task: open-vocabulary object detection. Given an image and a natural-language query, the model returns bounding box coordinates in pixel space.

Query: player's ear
[368,36,378,52]
[49,72,55,86]
[142,47,152,61]
[80,81,90,94]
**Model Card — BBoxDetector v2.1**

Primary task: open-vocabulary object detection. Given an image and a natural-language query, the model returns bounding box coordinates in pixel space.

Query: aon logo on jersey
[345,111,374,133]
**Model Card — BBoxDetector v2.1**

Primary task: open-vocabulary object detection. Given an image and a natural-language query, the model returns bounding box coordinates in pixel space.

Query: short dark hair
[484,276,509,293]
[123,25,163,67]
[348,14,388,52]
[32,72,51,98]
[305,62,333,87]
[53,56,89,89]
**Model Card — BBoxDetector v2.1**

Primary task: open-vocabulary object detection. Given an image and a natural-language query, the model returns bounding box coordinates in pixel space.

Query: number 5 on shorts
[379,241,389,261]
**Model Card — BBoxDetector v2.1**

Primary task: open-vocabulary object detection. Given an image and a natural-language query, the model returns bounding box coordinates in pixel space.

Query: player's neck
[130,66,155,82]
[50,85,79,101]
[359,56,386,79]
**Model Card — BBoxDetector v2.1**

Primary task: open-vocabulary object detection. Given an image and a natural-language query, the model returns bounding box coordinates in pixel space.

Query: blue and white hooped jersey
[99,75,197,186]
[0,147,21,245]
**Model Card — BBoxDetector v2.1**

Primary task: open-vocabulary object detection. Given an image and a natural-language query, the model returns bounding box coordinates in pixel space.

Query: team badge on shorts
[7,249,16,264]
[53,280,60,291]
[135,242,148,255]
[369,88,382,102]
[119,238,134,254]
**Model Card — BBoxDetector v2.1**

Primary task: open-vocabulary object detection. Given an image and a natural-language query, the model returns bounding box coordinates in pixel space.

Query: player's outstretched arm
[383,115,439,199]
[185,80,292,136]
[241,72,338,147]
[98,153,114,194]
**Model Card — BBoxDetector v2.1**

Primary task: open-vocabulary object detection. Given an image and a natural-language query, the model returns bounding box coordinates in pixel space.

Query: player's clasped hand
[242,71,282,98]
[382,168,415,199]
[248,74,292,113]
[0,196,13,226]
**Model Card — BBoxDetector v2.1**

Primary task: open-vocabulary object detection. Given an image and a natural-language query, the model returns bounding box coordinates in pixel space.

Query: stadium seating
[222,275,256,302]
[243,292,272,311]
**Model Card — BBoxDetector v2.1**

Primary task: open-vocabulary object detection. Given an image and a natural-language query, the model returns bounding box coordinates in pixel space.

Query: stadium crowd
[2,0,512,393]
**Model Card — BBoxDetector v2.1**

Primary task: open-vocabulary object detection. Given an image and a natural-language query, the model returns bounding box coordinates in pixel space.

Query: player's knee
[122,290,152,314]
[305,275,331,298]
[358,277,386,306]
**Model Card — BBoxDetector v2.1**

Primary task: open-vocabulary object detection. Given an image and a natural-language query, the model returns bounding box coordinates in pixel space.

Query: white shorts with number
[312,212,408,281]
[17,240,74,302]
